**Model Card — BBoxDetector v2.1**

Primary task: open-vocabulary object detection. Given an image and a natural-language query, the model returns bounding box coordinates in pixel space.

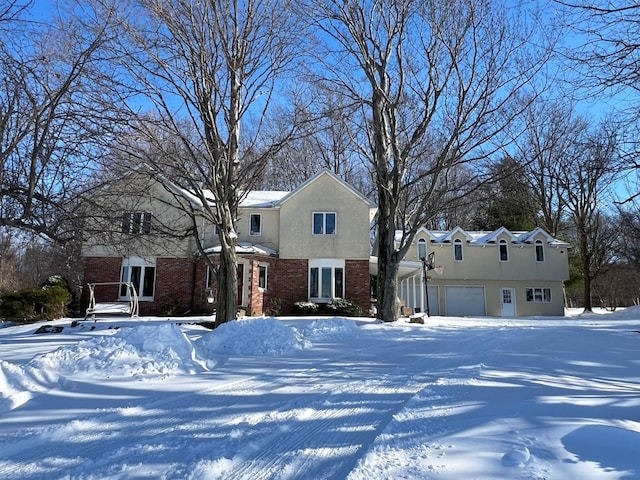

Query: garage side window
[526,287,551,303]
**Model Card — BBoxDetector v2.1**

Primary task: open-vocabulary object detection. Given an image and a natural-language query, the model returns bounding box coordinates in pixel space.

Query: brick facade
[81,257,122,311]
[82,256,215,317]
[269,258,309,315]
[82,255,371,318]
[345,259,372,314]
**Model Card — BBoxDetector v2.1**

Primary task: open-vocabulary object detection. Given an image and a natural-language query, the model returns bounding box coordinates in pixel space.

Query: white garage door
[445,286,486,317]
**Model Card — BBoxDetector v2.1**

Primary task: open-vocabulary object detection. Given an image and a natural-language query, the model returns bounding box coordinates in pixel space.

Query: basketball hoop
[434,265,444,275]
[426,251,435,270]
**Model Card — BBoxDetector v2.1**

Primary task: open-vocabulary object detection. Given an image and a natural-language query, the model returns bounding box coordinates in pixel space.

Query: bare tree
[511,97,588,238]
[616,204,640,270]
[263,86,370,192]
[98,0,302,324]
[558,1,640,94]
[304,0,556,321]
[559,123,620,312]
[558,1,640,203]
[0,1,115,243]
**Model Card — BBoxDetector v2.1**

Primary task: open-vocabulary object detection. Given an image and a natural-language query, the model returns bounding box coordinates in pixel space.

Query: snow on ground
[0,308,639,479]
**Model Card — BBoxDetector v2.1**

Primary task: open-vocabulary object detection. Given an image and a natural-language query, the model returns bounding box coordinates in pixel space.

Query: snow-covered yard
[1,308,639,479]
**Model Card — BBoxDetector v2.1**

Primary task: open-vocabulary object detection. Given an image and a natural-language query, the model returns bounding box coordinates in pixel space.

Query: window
[122,212,152,234]
[213,225,220,236]
[120,258,156,299]
[535,240,545,262]
[309,259,344,300]
[313,212,336,235]
[526,287,551,303]
[454,239,463,261]
[499,240,508,261]
[418,239,427,260]
[258,264,268,290]
[250,214,261,236]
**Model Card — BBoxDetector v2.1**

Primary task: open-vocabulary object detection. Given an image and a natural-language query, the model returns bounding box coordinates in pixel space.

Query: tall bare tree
[0,1,115,243]
[559,122,620,312]
[558,1,640,203]
[99,0,302,324]
[558,1,640,95]
[511,97,589,238]
[305,0,555,321]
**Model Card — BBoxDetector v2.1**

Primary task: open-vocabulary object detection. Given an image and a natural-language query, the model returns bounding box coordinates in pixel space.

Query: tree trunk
[580,230,593,313]
[216,205,238,325]
[376,187,401,322]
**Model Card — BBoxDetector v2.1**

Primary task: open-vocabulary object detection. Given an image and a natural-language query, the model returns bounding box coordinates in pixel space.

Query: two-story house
[82,169,375,317]
[82,169,570,318]
[393,226,571,317]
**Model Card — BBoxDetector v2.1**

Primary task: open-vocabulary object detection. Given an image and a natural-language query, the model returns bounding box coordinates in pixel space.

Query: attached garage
[445,286,486,316]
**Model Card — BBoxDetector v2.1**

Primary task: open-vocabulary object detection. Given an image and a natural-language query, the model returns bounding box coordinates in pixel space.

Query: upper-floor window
[250,214,261,236]
[122,212,151,235]
[313,212,336,235]
[535,240,545,262]
[454,239,463,261]
[499,239,508,261]
[417,238,427,260]
[213,224,220,236]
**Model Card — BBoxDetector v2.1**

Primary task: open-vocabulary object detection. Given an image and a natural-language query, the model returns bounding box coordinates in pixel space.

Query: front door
[501,288,516,317]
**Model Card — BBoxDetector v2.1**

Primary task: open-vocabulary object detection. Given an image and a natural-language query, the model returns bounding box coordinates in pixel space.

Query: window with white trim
[417,238,427,260]
[499,239,508,261]
[122,212,151,234]
[309,259,344,301]
[454,239,463,261]
[526,287,551,303]
[258,264,268,290]
[120,257,156,300]
[535,240,545,262]
[250,214,261,236]
[313,212,336,235]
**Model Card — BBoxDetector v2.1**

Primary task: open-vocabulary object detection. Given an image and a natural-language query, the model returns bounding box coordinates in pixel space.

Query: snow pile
[197,317,309,356]
[0,360,38,413]
[30,323,203,379]
[0,358,60,413]
[607,305,640,320]
[296,317,361,339]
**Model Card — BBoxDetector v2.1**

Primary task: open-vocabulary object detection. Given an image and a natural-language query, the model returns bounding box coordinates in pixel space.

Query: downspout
[189,256,197,314]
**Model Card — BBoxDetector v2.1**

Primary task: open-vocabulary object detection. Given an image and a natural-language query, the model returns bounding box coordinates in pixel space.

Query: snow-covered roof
[203,242,278,256]
[240,191,289,208]
[400,227,569,248]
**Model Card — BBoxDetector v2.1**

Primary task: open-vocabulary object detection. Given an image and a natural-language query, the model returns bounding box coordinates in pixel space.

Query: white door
[501,288,516,317]
[445,286,486,317]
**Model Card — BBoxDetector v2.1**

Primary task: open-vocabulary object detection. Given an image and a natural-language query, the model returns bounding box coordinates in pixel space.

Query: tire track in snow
[0,323,505,479]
